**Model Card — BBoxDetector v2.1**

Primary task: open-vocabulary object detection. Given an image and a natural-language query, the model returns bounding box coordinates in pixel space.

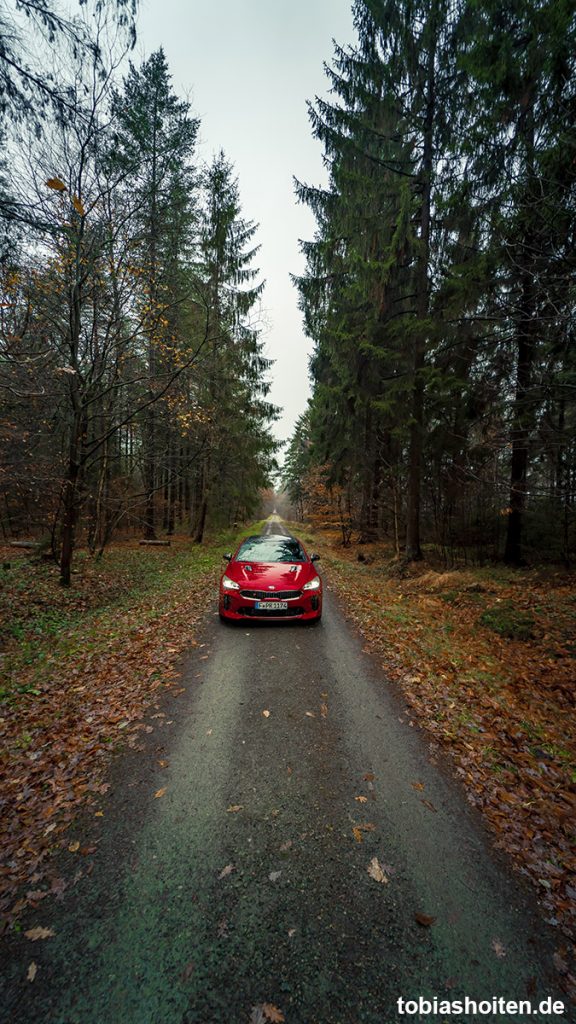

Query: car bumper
[219,590,322,621]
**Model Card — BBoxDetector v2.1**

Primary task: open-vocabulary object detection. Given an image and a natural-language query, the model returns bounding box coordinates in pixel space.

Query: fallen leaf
[279,840,292,852]
[415,913,436,927]
[180,960,195,983]
[411,781,425,791]
[226,805,243,813]
[355,795,368,803]
[320,703,328,718]
[352,822,376,843]
[154,788,167,799]
[262,1005,285,1023]
[367,857,389,884]
[158,760,169,768]
[305,711,316,718]
[94,811,104,817]
[46,177,66,191]
[24,927,54,941]
[269,870,282,882]
[262,710,271,718]
[421,799,437,813]
[27,962,37,982]
[288,928,296,938]
[363,772,375,781]
[218,863,234,879]
[68,841,80,852]
[492,938,506,958]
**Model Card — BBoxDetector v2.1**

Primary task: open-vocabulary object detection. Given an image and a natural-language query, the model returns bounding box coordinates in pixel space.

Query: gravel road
[1,519,566,1024]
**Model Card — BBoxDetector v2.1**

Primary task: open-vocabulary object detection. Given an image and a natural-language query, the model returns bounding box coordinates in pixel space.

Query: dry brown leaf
[154,787,167,799]
[415,912,436,927]
[355,795,368,803]
[492,938,506,958]
[72,195,85,217]
[363,772,375,781]
[24,927,54,941]
[218,863,234,879]
[27,962,37,982]
[411,781,425,791]
[180,960,195,983]
[158,760,169,768]
[262,709,271,718]
[68,841,80,852]
[320,703,328,718]
[367,857,389,884]
[352,827,364,843]
[46,177,66,191]
[305,711,316,718]
[262,1005,285,1023]
[226,805,243,813]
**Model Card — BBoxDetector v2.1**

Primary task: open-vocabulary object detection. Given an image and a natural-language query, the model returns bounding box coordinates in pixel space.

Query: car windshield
[235,536,307,563]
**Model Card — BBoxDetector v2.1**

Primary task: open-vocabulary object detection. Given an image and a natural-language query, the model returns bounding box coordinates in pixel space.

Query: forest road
[1,518,567,1024]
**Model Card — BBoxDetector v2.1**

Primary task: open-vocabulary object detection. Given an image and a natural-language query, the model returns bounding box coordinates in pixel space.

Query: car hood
[227,562,316,589]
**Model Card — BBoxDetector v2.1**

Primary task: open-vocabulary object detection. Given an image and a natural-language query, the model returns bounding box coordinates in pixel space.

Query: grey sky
[136,0,356,449]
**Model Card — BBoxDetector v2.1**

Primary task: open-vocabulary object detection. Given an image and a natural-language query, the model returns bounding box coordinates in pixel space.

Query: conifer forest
[285,0,576,568]
[1,0,575,578]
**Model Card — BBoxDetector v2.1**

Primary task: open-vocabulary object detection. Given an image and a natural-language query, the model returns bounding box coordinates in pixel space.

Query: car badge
[269,586,275,590]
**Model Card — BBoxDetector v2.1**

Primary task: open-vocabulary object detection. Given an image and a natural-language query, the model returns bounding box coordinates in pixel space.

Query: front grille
[239,605,304,617]
[240,589,301,600]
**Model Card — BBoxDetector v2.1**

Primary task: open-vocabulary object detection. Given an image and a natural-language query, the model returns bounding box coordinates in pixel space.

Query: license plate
[255,601,288,611]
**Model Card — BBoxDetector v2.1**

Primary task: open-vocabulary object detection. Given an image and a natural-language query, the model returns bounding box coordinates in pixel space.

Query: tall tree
[110,49,199,539]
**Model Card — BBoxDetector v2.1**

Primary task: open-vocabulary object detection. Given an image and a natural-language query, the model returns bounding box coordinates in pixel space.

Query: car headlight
[222,575,240,590]
[302,576,321,591]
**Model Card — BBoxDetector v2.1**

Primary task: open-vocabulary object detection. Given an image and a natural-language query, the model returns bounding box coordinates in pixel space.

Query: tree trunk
[405,13,436,561]
[504,280,535,565]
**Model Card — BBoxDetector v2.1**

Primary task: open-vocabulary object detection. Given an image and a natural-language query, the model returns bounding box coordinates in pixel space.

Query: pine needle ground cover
[293,524,576,950]
[0,527,258,926]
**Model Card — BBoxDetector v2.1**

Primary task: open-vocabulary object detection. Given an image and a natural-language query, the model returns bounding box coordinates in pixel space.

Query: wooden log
[138,540,171,546]
[9,541,37,549]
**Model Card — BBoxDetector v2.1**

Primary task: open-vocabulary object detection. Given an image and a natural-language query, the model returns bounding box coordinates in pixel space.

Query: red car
[219,534,322,623]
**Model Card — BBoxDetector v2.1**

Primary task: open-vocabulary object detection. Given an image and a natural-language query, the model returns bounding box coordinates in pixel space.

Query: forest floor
[291,522,576,970]
[0,526,257,929]
[1,521,574,985]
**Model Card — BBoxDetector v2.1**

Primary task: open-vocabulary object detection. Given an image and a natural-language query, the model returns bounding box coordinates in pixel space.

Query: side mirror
[311,553,320,562]
[223,552,232,561]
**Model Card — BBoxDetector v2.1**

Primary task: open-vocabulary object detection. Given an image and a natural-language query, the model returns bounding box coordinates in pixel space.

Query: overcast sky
[136,0,356,449]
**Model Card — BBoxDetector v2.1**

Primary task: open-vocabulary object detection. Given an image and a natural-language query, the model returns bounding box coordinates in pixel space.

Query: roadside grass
[292,522,576,947]
[0,522,262,923]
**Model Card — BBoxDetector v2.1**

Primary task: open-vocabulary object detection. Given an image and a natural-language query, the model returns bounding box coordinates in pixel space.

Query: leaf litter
[307,529,576,945]
[0,538,219,923]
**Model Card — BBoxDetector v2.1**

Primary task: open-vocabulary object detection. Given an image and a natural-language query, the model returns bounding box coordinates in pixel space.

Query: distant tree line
[0,1,278,584]
[284,0,575,566]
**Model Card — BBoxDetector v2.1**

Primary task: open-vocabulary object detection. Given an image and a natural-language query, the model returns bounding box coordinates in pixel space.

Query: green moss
[479,601,535,641]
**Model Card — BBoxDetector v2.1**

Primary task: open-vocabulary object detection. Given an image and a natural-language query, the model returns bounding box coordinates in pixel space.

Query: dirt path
[0,522,566,1023]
